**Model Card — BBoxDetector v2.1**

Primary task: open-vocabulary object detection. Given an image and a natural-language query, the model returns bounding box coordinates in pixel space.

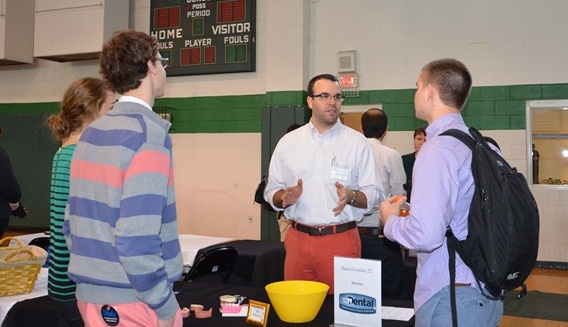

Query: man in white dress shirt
[264,74,382,294]
[359,108,413,300]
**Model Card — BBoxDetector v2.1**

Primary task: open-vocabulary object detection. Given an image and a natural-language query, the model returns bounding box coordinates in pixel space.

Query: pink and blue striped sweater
[63,101,182,320]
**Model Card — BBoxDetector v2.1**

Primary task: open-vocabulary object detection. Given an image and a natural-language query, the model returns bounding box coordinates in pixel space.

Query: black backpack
[441,127,539,326]
[254,173,276,212]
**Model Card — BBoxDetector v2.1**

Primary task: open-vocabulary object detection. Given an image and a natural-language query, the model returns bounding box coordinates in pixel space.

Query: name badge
[330,160,349,182]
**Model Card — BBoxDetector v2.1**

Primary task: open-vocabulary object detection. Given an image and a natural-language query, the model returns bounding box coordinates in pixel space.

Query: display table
[3,281,414,327]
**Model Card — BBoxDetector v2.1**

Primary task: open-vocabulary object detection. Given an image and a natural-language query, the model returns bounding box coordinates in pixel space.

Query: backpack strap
[442,127,485,327]
[467,127,487,144]
[446,228,459,327]
[440,128,476,150]
[441,129,473,327]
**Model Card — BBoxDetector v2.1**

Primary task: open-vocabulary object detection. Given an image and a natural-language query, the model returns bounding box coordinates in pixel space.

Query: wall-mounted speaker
[337,50,357,73]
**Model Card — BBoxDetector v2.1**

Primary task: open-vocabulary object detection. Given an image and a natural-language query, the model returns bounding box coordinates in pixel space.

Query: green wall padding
[1,83,567,134]
[0,114,60,230]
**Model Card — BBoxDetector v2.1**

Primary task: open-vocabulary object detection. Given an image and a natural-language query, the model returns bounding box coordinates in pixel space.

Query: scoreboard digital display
[150,0,256,76]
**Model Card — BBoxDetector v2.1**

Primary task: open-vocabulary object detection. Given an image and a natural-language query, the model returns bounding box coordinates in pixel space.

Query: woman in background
[46,77,115,327]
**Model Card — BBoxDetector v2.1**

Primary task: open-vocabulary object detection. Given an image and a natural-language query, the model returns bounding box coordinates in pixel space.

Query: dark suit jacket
[401,152,416,202]
[0,144,22,223]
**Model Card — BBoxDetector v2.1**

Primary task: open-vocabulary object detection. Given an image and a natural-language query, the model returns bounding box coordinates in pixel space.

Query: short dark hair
[361,108,388,139]
[414,125,427,138]
[421,58,472,110]
[307,74,339,97]
[99,29,158,94]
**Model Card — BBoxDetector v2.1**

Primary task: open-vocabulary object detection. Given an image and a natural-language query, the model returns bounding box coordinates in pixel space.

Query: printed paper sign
[334,256,382,327]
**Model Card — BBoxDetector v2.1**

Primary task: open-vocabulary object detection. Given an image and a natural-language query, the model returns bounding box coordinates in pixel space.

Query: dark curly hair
[99,29,158,94]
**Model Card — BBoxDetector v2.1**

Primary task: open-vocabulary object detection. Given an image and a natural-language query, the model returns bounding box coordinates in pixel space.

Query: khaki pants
[277,213,292,242]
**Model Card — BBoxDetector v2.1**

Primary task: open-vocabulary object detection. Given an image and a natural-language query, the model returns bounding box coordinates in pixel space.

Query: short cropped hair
[421,58,472,110]
[361,108,388,139]
[307,74,339,97]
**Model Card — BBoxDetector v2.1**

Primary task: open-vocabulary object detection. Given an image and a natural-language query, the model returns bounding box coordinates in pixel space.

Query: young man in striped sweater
[63,29,183,327]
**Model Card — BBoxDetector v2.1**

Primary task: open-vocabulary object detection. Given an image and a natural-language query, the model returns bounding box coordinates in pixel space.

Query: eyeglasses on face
[311,93,345,102]
[156,57,169,69]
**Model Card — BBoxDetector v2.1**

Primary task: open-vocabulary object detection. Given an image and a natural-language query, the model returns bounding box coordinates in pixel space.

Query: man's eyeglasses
[311,93,345,102]
[156,57,169,69]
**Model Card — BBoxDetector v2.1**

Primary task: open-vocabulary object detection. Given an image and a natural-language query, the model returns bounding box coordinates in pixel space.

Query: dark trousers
[0,217,9,238]
[360,234,416,301]
[52,298,84,327]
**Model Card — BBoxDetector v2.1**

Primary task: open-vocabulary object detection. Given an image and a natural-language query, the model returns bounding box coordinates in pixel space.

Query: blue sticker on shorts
[101,305,119,326]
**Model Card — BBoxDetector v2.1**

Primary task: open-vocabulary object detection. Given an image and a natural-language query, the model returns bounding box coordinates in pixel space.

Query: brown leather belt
[291,221,357,236]
[454,283,471,287]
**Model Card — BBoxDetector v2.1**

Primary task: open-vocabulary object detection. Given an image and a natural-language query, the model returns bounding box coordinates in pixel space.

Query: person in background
[401,125,426,202]
[359,108,413,300]
[379,58,503,326]
[63,29,183,327]
[46,77,115,327]
[264,73,382,294]
[0,124,27,238]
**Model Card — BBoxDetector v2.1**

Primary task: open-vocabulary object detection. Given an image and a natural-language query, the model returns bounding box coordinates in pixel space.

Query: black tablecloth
[195,239,286,287]
[3,282,414,327]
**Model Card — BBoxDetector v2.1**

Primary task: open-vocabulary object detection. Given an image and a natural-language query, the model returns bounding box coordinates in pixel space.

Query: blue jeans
[415,285,503,327]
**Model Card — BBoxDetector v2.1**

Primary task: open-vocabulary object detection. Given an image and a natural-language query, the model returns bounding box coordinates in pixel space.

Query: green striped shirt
[48,144,76,301]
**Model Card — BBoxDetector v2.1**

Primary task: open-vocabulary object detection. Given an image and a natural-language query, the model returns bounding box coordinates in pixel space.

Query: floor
[500,268,568,327]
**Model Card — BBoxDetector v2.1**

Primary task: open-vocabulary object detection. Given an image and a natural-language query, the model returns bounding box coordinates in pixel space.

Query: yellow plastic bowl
[265,280,329,323]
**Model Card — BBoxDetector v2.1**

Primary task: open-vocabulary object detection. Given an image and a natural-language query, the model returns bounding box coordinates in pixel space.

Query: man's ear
[147,59,157,75]
[307,96,314,110]
[426,83,435,101]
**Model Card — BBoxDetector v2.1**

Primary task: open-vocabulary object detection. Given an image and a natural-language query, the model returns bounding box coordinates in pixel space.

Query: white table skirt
[10,233,236,268]
[10,232,48,247]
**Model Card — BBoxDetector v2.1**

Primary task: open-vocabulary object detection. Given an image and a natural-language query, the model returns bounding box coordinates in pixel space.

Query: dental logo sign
[334,256,382,327]
[339,293,377,314]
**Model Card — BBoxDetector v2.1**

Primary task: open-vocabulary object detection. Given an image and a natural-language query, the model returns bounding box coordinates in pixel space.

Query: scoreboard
[150,0,256,76]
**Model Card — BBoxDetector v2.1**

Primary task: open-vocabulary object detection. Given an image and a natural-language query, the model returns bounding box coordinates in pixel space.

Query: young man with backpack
[379,58,503,326]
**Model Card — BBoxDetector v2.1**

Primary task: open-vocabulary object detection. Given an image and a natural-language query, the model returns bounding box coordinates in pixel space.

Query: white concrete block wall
[308,0,568,89]
[172,133,261,240]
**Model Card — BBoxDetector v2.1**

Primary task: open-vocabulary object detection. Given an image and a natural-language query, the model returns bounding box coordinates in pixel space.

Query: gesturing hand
[332,181,348,216]
[282,179,303,207]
